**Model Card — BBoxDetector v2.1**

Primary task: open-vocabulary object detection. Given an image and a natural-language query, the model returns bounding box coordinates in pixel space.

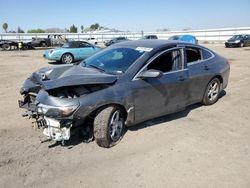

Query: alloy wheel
[207,81,219,101]
[109,110,123,142]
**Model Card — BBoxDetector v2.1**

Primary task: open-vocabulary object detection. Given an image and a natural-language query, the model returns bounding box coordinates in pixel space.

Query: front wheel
[61,53,74,64]
[202,78,220,105]
[40,42,47,47]
[240,42,244,47]
[94,107,125,148]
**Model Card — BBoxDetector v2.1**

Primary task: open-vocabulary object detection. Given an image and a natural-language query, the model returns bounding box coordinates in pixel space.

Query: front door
[131,48,189,123]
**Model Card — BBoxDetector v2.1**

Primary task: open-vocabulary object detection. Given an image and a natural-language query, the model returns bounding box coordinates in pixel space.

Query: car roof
[113,39,193,50]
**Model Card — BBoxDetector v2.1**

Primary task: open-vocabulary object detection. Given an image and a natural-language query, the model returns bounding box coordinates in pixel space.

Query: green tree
[17,26,25,33]
[69,24,78,33]
[90,23,100,31]
[27,28,45,33]
[80,25,84,33]
[3,23,8,33]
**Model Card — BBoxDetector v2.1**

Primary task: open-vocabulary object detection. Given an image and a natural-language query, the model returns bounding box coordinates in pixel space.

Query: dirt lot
[0,44,250,188]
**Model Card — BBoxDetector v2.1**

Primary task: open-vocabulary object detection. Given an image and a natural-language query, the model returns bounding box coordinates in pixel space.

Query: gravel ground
[0,44,250,188]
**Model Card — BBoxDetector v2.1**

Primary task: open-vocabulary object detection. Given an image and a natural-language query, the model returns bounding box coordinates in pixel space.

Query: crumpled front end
[19,65,116,145]
[19,88,79,144]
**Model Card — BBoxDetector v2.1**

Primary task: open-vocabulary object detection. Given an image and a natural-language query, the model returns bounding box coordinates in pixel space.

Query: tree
[3,23,8,33]
[45,28,64,33]
[183,27,192,31]
[80,25,84,33]
[90,23,100,31]
[17,26,25,33]
[69,24,78,33]
[27,28,45,33]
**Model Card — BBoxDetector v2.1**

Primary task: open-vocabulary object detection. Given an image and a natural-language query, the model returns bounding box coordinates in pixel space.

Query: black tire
[94,106,125,148]
[61,53,74,64]
[40,42,47,47]
[202,78,221,105]
[2,44,11,51]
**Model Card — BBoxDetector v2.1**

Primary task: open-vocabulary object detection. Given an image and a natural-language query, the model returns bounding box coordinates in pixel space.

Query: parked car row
[2,33,249,56]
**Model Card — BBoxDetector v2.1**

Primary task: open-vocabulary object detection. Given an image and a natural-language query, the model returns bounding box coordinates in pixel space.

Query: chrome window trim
[133,47,185,81]
[185,46,215,66]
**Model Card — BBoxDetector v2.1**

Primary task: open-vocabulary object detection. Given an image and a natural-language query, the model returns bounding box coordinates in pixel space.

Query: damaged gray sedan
[19,40,230,148]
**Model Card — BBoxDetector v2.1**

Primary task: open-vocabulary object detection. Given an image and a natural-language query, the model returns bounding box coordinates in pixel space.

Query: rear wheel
[202,78,220,105]
[61,53,74,64]
[94,106,125,148]
[2,44,11,51]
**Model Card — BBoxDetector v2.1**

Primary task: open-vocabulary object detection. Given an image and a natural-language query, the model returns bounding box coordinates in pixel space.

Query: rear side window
[186,48,201,63]
[79,42,92,48]
[201,49,213,59]
[147,49,182,73]
[244,35,249,39]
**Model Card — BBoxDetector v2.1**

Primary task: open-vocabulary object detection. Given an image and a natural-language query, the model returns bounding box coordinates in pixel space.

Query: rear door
[184,46,214,104]
[131,47,189,123]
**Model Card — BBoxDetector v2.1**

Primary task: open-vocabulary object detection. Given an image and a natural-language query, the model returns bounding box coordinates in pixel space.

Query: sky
[0,0,250,32]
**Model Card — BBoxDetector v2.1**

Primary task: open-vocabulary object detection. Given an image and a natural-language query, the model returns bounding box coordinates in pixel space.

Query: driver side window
[147,49,183,73]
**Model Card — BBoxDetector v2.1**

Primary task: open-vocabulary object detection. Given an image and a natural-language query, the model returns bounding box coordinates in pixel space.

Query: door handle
[204,65,210,70]
[178,76,185,81]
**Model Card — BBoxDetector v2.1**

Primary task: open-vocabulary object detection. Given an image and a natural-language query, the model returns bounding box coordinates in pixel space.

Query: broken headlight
[38,104,78,117]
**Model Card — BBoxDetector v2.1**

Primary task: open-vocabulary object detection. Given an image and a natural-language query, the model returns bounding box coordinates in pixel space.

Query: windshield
[81,48,145,74]
[230,35,243,40]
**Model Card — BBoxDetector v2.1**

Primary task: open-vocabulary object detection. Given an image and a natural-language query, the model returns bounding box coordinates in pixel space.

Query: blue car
[43,41,101,63]
[169,35,198,44]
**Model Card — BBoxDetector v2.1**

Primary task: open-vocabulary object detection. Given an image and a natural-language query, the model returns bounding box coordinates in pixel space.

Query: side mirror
[137,69,163,79]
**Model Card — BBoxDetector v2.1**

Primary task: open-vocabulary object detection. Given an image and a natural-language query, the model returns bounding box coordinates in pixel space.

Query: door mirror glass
[137,69,163,79]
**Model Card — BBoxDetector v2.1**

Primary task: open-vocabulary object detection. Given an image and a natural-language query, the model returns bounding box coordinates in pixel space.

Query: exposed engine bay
[47,84,108,98]
[19,64,117,146]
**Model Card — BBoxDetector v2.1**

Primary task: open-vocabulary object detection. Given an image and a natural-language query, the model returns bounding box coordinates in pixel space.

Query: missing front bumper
[43,117,72,142]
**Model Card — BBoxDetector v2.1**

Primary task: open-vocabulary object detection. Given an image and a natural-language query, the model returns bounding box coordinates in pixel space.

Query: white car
[87,37,99,45]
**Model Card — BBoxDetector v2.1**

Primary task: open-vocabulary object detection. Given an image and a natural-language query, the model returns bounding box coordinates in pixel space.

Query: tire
[2,44,11,51]
[240,42,244,47]
[202,78,221,105]
[61,53,74,64]
[40,42,47,47]
[94,106,125,148]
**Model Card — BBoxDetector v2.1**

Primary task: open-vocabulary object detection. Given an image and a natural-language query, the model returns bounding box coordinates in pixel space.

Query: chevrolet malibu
[43,41,101,64]
[19,40,230,148]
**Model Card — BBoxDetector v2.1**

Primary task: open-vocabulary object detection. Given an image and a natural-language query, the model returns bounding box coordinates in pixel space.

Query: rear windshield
[169,36,180,40]
[62,42,78,48]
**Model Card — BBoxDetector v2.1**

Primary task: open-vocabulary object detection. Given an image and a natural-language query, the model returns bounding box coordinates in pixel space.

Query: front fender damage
[19,78,115,145]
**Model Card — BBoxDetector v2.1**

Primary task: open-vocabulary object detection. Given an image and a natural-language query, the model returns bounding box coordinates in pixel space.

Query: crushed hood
[21,64,117,93]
